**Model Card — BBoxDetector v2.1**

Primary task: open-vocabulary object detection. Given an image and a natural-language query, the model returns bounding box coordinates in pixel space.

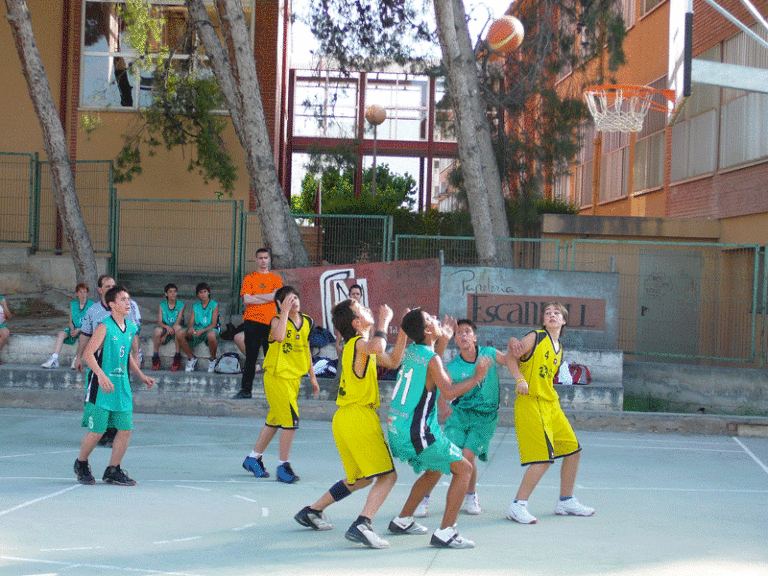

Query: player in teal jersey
[41,283,94,369]
[74,286,155,486]
[439,318,512,516]
[151,283,185,370]
[176,282,220,372]
[387,309,490,549]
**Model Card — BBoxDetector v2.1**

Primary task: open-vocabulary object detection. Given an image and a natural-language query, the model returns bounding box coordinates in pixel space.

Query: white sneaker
[70,357,77,370]
[555,496,595,517]
[430,526,475,549]
[463,492,481,515]
[506,501,537,524]
[414,495,429,518]
[208,358,216,373]
[387,517,429,535]
[41,356,59,369]
[185,357,198,372]
[345,519,390,549]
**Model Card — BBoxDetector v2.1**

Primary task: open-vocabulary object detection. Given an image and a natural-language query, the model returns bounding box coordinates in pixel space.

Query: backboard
[669,0,768,121]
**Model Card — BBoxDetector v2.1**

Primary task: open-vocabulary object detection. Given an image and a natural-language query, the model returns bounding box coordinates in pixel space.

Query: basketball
[487,16,524,55]
[365,104,387,126]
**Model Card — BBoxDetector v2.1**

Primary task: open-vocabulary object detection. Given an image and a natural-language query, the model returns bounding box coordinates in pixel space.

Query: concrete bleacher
[0,326,625,419]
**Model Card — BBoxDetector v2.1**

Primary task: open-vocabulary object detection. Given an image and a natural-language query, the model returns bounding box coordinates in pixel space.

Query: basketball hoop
[583,85,675,133]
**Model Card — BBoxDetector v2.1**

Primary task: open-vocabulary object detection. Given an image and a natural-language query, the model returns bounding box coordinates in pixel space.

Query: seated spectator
[42,283,94,369]
[0,294,12,364]
[152,283,185,371]
[174,282,219,373]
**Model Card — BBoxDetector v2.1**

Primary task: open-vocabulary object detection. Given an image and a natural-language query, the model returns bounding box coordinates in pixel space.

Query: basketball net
[584,85,673,133]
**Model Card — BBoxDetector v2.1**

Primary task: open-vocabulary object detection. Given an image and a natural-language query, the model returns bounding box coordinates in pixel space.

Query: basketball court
[1,408,767,576]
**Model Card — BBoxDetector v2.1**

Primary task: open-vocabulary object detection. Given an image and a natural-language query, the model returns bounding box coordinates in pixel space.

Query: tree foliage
[110,1,237,196]
[306,0,626,204]
[293,163,416,215]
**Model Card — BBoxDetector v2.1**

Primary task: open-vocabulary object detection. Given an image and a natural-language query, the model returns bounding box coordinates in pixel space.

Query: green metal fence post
[31,152,40,250]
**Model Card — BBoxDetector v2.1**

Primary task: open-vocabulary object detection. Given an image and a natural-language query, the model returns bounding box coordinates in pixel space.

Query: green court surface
[1,408,767,576]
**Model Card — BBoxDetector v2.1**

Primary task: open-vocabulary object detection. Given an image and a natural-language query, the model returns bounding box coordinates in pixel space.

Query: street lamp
[364,104,386,196]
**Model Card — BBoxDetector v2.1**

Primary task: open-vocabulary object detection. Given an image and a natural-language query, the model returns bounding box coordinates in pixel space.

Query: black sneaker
[74,459,95,485]
[345,519,390,549]
[232,390,252,399]
[294,506,333,530]
[103,465,137,486]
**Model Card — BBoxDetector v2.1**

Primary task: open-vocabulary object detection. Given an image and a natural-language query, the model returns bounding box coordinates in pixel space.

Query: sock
[355,515,371,525]
[515,499,528,506]
[433,526,453,538]
[152,352,159,358]
[51,353,59,359]
[249,451,262,459]
[279,460,288,466]
[394,516,413,527]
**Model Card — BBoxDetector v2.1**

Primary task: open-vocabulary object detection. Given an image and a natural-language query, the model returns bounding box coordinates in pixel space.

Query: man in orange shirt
[233,248,283,399]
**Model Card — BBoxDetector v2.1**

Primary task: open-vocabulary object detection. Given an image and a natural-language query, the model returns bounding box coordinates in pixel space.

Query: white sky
[290,0,515,67]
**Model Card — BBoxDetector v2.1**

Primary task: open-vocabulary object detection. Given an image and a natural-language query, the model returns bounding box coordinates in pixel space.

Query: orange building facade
[545,0,768,244]
[0,0,289,209]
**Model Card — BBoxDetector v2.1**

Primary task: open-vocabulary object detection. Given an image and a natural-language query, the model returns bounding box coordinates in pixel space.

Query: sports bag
[214,352,242,374]
[554,362,592,385]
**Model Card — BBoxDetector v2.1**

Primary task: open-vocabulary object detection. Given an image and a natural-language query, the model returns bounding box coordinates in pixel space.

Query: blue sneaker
[276,462,300,483]
[242,456,269,478]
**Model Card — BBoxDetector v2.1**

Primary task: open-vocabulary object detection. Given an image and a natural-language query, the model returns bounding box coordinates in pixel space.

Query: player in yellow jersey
[241,286,319,483]
[505,302,594,524]
[294,299,407,549]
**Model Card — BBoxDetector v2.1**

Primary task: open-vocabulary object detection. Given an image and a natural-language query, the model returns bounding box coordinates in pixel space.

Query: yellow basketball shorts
[332,404,395,485]
[263,372,300,429]
[514,394,581,465]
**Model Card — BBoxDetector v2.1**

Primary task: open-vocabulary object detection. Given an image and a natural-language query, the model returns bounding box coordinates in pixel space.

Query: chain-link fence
[37,160,115,255]
[0,152,36,244]
[394,235,562,269]
[568,240,762,363]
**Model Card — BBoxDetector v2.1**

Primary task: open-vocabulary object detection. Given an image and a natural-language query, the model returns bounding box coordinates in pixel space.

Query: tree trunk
[186,0,309,269]
[5,0,99,292]
[433,0,514,267]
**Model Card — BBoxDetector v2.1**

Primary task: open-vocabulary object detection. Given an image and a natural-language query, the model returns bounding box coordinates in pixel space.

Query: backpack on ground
[554,362,592,385]
[214,352,242,374]
[309,325,335,349]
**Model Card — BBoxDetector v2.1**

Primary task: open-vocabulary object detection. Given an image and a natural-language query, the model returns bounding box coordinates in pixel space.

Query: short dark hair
[332,299,358,342]
[97,274,114,288]
[256,247,270,256]
[105,285,128,307]
[456,319,477,333]
[349,284,363,293]
[274,285,298,313]
[401,308,426,344]
[196,282,210,295]
[75,282,89,292]
[164,283,177,293]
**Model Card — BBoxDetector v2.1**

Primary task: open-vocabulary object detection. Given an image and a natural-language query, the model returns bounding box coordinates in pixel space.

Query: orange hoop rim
[584,84,676,113]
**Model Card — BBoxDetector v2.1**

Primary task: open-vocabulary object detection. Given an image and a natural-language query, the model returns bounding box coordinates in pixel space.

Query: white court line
[39,546,104,552]
[0,555,207,575]
[175,485,211,491]
[234,495,258,503]
[154,536,203,544]
[587,443,743,453]
[476,482,768,493]
[0,484,80,517]
[733,436,768,475]
[232,522,256,531]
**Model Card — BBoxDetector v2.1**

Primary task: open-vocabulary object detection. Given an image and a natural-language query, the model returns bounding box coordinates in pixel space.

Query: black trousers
[239,320,271,394]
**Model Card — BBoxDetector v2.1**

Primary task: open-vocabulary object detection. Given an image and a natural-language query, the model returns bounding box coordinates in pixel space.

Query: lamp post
[364,104,386,196]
